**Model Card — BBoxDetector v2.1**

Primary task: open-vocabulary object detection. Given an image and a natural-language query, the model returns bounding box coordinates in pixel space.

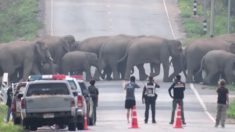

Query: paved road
[35,81,235,132]
[38,0,235,131]
[45,0,181,40]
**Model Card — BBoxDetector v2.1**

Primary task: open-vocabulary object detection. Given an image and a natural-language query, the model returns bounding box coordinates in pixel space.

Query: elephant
[98,34,146,80]
[61,51,99,80]
[168,49,187,81]
[77,36,113,80]
[185,37,235,83]
[40,62,59,74]
[0,40,52,81]
[123,36,182,82]
[197,50,235,85]
[38,35,76,66]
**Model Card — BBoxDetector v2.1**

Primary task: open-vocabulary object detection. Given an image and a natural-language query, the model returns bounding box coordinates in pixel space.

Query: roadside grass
[0,105,23,132]
[227,99,235,118]
[0,0,41,43]
[178,0,235,44]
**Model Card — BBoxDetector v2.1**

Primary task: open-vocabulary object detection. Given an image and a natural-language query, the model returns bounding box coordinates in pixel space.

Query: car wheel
[13,117,21,125]
[76,118,84,130]
[29,125,37,131]
[68,120,76,131]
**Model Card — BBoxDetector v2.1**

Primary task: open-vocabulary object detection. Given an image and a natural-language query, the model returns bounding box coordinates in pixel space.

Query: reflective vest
[145,84,156,97]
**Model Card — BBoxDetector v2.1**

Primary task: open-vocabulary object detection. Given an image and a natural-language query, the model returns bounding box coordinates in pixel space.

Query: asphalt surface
[35,81,235,132]
[35,0,235,131]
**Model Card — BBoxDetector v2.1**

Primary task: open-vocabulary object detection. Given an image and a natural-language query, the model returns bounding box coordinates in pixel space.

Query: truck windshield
[26,83,69,96]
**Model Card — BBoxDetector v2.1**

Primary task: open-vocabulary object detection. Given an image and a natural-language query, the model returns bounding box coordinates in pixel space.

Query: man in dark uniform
[142,76,160,124]
[88,79,99,123]
[168,75,186,125]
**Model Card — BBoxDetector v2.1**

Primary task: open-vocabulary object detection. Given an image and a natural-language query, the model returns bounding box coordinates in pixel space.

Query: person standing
[6,85,13,123]
[88,79,99,124]
[142,76,160,124]
[215,79,229,128]
[168,75,186,125]
[124,76,140,123]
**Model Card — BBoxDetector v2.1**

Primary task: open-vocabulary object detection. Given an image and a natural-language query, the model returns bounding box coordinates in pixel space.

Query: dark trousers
[170,99,185,123]
[144,97,156,122]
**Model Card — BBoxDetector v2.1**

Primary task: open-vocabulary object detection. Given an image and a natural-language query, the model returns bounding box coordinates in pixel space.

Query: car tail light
[70,98,75,107]
[52,74,66,80]
[21,99,26,109]
[71,75,83,80]
[77,95,83,107]
[11,100,16,112]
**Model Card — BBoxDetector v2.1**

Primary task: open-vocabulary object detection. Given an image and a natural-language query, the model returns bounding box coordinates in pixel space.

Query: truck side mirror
[73,92,78,96]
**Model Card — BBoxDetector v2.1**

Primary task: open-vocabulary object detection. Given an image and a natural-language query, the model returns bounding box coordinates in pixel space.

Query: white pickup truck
[21,80,77,131]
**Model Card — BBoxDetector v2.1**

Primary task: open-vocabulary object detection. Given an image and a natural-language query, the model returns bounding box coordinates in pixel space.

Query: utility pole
[228,0,231,33]
[210,0,215,37]
[203,0,207,34]
[193,0,198,16]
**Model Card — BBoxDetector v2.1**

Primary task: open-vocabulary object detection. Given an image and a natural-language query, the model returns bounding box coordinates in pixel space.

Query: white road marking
[162,0,176,39]
[190,84,216,122]
[163,0,215,123]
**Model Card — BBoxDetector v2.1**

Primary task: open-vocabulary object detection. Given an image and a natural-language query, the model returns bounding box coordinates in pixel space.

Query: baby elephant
[198,50,235,85]
[61,51,99,80]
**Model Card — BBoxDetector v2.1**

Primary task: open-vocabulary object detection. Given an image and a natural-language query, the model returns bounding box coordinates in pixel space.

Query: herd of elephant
[1,33,235,85]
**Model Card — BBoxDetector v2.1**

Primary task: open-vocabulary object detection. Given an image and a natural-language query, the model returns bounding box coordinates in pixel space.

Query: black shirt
[168,81,185,99]
[217,87,229,104]
[88,85,99,106]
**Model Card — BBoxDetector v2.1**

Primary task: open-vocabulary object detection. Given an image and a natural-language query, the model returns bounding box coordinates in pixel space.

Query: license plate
[43,113,54,118]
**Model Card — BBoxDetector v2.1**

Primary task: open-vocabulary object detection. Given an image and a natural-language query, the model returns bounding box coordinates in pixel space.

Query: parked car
[11,82,27,125]
[21,80,77,131]
[28,74,88,130]
[76,79,95,125]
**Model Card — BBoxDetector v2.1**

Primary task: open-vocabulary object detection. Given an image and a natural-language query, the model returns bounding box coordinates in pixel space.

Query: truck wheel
[13,117,21,125]
[68,122,76,131]
[77,122,84,130]
[30,126,37,131]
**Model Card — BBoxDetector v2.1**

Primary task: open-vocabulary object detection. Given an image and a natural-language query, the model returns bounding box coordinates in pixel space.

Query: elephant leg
[137,64,148,80]
[204,71,217,85]
[194,70,203,83]
[150,63,160,77]
[162,61,170,82]
[124,64,133,80]
[85,67,92,81]
[93,69,101,80]
[111,65,120,80]
[22,63,33,81]
[186,69,194,83]
[103,67,112,80]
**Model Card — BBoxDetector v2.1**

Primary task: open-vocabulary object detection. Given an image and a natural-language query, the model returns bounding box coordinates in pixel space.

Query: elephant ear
[229,43,235,54]
[35,41,45,57]
[62,35,76,52]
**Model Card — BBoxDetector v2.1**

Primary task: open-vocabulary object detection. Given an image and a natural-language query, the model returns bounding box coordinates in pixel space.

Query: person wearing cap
[142,76,160,124]
[168,75,186,125]
[215,79,229,128]
[88,79,99,124]
[124,76,140,123]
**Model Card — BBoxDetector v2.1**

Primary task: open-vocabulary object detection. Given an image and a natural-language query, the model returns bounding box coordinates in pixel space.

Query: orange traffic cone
[84,113,89,130]
[130,106,139,129]
[173,103,183,128]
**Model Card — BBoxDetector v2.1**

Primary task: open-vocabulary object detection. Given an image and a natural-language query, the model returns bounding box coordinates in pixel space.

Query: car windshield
[68,80,77,90]
[26,83,69,96]
[78,82,89,95]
